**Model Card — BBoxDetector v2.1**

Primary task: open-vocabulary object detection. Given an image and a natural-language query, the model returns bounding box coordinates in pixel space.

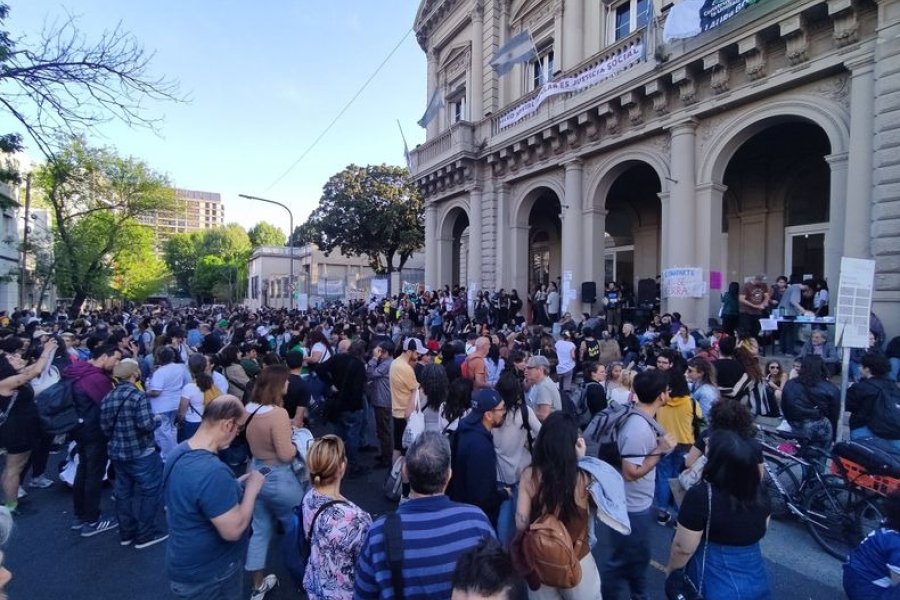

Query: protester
[177,353,220,442]
[316,340,368,477]
[451,538,527,600]
[389,338,424,463]
[846,353,900,449]
[524,355,560,422]
[365,340,394,468]
[781,355,840,450]
[147,345,191,459]
[844,491,900,600]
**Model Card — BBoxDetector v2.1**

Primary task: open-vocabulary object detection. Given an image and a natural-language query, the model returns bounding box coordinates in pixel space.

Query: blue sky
[2,1,427,234]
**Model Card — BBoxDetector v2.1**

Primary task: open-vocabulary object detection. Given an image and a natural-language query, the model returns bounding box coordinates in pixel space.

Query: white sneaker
[28,475,53,489]
[250,574,278,600]
[16,486,26,499]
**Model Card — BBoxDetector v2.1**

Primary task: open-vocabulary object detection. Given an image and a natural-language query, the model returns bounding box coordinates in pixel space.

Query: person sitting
[847,353,900,451]
[844,491,900,600]
[798,330,841,377]
[781,355,840,451]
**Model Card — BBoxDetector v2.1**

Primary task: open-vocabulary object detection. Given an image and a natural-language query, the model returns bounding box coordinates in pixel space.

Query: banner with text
[662,268,706,298]
[664,0,762,43]
[498,41,644,129]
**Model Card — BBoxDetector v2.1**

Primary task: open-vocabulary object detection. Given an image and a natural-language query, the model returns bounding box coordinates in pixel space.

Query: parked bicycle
[759,426,884,560]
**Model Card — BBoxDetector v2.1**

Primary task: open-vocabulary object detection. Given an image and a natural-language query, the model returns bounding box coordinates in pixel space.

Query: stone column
[553,5,564,75]
[695,183,727,324]
[468,187,483,298]
[496,183,509,288]
[424,202,439,289]
[500,1,510,107]
[826,152,849,286]
[666,120,699,325]
[510,224,530,312]
[426,51,439,139]
[582,208,607,312]
[843,57,875,260]
[470,4,484,121]
[562,160,584,316]
[562,0,584,70]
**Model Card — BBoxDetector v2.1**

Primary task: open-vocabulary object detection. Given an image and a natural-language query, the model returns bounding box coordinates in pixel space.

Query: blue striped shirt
[354,495,495,600]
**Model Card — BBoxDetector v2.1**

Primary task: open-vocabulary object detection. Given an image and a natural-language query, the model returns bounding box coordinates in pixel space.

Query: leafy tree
[198,223,252,260]
[248,221,286,247]
[35,137,177,317]
[162,224,250,303]
[162,232,201,297]
[0,3,181,167]
[301,164,423,275]
[109,222,169,301]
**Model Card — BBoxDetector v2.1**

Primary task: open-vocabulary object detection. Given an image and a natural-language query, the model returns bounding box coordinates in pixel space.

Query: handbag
[402,389,424,449]
[383,456,404,502]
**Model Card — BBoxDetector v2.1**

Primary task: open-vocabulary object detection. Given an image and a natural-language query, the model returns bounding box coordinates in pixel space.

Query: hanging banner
[662,268,706,298]
[370,278,388,298]
[498,41,644,129]
[835,257,875,349]
[664,0,762,43]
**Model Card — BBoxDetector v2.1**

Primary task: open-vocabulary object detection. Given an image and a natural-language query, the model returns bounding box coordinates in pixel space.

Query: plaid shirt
[100,382,159,461]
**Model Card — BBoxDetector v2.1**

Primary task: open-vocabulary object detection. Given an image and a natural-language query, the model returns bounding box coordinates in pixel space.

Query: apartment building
[139,188,225,246]
[412,0,900,329]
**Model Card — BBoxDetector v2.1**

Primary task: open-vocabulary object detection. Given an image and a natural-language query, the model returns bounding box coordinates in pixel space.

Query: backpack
[36,379,85,435]
[283,500,347,589]
[583,403,663,468]
[514,512,583,589]
[572,382,601,429]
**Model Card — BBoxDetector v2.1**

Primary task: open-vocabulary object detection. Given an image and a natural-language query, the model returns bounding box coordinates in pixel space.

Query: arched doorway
[721,121,831,284]
[439,206,470,288]
[604,163,662,303]
[527,191,561,295]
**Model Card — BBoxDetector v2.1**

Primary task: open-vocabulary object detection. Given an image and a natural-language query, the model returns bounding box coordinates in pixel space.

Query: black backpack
[584,403,664,468]
[36,379,97,435]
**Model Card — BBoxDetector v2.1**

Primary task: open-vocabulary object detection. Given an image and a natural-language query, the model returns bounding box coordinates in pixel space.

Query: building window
[251,276,259,299]
[530,49,554,90]
[611,0,650,42]
[448,92,466,124]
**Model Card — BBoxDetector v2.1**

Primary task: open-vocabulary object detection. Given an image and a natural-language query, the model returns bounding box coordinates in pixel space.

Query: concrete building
[18,208,57,311]
[138,188,225,247]
[0,183,19,312]
[246,244,426,310]
[412,0,900,330]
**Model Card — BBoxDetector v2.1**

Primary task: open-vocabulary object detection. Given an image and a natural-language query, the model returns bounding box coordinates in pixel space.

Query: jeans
[374,406,393,463]
[602,507,654,600]
[113,451,163,541]
[358,398,371,448]
[73,438,108,523]
[790,417,833,451]
[655,449,686,516]
[738,313,761,338]
[245,461,304,572]
[850,426,900,451]
[687,541,771,600]
[558,370,574,393]
[334,409,364,467]
[29,431,53,478]
[171,560,244,600]
[154,411,178,460]
[496,483,518,548]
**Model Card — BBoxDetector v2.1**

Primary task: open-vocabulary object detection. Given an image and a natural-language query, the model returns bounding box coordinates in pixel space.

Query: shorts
[393,417,407,452]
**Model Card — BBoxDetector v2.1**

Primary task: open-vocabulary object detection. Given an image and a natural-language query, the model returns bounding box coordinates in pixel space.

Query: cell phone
[258,466,272,477]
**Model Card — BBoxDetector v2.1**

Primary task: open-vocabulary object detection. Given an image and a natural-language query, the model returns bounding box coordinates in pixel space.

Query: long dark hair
[188,353,214,392]
[420,363,449,412]
[530,411,580,524]
[798,355,828,387]
[704,429,764,509]
[443,377,473,424]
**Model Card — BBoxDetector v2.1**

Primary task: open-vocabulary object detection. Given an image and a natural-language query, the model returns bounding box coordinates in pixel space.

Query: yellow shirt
[389,358,418,419]
[656,394,699,445]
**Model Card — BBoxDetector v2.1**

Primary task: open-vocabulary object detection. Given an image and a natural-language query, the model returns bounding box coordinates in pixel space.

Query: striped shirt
[354,495,495,600]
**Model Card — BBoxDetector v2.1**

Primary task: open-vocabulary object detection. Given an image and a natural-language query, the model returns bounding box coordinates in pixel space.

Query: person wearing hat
[447,388,511,527]
[389,338,426,464]
[99,359,167,549]
[524,355,561,422]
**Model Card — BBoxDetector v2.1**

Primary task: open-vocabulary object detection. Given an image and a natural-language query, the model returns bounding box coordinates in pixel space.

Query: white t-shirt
[311,342,331,364]
[212,371,229,398]
[181,382,204,423]
[148,363,190,414]
[555,340,576,374]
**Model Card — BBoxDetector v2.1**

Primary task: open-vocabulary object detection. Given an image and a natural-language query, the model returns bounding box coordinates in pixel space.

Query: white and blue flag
[417,87,444,128]
[490,30,538,76]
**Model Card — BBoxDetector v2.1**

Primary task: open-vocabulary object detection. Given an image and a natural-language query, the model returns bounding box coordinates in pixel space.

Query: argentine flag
[490,30,538,76]
[417,87,444,128]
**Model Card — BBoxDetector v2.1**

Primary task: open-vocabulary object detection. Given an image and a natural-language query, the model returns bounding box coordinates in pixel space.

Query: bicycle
[758,426,883,560]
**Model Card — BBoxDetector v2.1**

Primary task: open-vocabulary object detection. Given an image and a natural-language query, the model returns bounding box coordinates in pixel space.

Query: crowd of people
[0,280,896,600]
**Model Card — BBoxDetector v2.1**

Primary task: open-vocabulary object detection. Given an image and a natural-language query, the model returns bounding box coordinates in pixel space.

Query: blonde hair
[619,369,637,390]
[306,434,346,487]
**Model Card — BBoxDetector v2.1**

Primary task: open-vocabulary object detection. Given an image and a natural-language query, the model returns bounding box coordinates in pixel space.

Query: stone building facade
[411,0,900,330]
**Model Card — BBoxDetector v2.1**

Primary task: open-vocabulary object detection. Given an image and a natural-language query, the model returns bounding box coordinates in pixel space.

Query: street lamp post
[238,194,294,308]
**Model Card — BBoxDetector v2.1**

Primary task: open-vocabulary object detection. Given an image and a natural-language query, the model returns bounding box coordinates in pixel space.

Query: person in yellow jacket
[654,370,702,525]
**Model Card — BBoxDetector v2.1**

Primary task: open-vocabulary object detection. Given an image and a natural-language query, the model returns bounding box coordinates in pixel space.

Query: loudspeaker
[637,278,657,308]
[581,281,597,304]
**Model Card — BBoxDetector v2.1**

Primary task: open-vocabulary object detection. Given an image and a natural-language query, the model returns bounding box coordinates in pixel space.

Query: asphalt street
[6,447,845,600]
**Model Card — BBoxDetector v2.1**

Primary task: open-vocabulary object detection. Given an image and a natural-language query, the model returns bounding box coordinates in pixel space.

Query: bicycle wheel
[804,481,883,560]
[763,457,801,519]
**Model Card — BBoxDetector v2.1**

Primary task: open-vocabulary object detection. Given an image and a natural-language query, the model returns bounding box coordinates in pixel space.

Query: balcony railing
[410,121,477,175]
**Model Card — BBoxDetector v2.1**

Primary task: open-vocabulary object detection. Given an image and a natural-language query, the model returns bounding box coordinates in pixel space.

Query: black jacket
[782,379,840,430]
[317,353,366,413]
[846,377,900,438]
[448,412,507,526]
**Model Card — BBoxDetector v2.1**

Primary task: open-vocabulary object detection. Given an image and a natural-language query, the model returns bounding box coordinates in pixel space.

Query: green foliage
[162,223,251,303]
[302,164,423,274]
[36,137,176,316]
[109,222,170,301]
[248,221,286,247]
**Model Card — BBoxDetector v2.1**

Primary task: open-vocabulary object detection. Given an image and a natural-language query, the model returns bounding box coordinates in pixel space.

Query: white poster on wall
[835,257,875,348]
[662,268,706,298]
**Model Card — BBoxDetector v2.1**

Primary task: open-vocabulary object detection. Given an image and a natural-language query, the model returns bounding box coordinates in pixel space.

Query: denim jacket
[578,456,631,544]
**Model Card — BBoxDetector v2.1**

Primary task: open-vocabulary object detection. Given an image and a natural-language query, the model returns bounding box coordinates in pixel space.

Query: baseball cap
[471,388,503,413]
[426,339,440,354]
[32,329,51,339]
[404,338,428,355]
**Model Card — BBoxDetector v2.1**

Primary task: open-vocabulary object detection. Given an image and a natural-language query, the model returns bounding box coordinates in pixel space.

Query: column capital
[468,185,483,195]
[469,0,484,22]
[695,182,728,194]
[562,158,584,171]
[665,118,699,135]
[825,151,850,165]
[845,53,875,74]
[582,207,608,216]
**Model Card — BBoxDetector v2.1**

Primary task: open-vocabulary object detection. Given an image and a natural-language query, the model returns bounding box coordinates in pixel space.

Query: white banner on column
[370,278,388,298]
[835,257,875,348]
[662,268,706,298]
